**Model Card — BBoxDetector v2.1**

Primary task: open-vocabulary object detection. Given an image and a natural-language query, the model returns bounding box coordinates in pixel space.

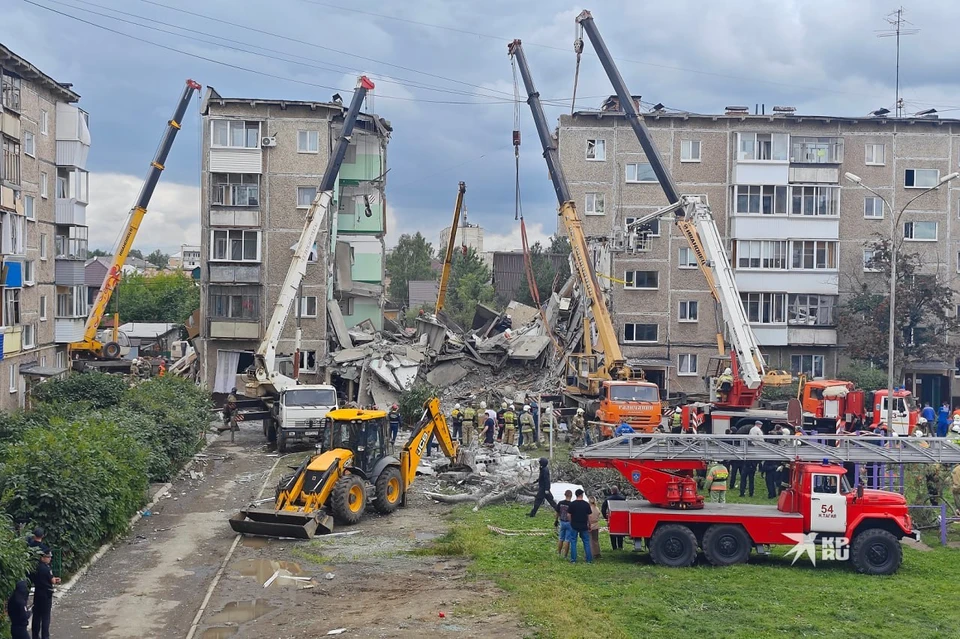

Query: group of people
[6,527,60,639]
[447,398,543,450]
[920,402,960,438]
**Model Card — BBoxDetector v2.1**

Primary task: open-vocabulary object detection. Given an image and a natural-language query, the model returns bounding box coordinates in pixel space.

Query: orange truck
[592,380,663,437]
[799,379,919,436]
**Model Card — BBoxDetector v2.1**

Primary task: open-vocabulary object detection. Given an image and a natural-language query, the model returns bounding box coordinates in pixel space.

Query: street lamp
[844,171,960,429]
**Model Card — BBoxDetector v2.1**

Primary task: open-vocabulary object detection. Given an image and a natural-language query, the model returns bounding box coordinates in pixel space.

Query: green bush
[32,371,126,409]
[0,419,148,574]
[399,382,438,426]
[0,515,34,639]
[120,376,211,468]
[837,362,889,392]
[97,407,175,483]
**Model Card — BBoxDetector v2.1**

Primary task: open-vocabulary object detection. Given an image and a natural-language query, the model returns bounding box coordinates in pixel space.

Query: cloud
[87,173,200,254]
[483,220,550,252]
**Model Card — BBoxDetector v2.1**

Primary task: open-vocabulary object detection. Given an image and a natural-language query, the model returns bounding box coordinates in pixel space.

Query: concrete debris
[425,362,469,388]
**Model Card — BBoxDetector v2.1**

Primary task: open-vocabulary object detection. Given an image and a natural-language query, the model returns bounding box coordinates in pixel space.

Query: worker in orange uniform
[705,460,729,504]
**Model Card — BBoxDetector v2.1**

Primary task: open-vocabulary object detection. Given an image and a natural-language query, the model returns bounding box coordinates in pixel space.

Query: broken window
[298,350,318,373]
[624,270,658,289]
[904,168,939,188]
[625,162,657,183]
[210,285,259,320]
[623,323,658,343]
[586,139,605,161]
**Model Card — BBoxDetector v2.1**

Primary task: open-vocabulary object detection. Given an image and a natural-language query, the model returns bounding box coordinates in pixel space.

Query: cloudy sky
[6,0,960,254]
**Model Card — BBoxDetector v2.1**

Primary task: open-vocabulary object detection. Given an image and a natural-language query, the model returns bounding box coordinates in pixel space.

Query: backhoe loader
[229,397,463,538]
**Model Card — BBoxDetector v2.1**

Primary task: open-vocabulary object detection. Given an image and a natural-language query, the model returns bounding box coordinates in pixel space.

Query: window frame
[297,186,318,209]
[864,249,882,272]
[9,362,18,393]
[297,130,320,154]
[790,354,825,379]
[904,168,939,189]
[298,350,319,373]
[623,270,659,290]
[299,295,318,318]
[790,240,838,270]
[23,260,34,286]
[863,196,884,219]
[740,292,787,325]
[39,295,46,321]
[211,173,260,207]
[24,195,35,220]
[585,138,606,161]
[39,233,47,260]
[733,184,788,215]
[790,136,844,164]
[22,322,35,349]
[677,247,698,269]
[787,294,836,326]
[790,185,840,217]
[584,192,604,216]
[737,132,788,162]
[680,139,701,163]
[209,285,260,320]
[39,171,48,198]
[623,322,658,344]
[4,288,21,326]
[865,143,885,166]
[678,353,698,376]
[903,220,938,242]
[209,229,262,263]
[624,217,660,238]
[625,162,657,183]
[40,109,48,135]
[210,119,261,149]
[678,300,699,322]
[23,130,35,157]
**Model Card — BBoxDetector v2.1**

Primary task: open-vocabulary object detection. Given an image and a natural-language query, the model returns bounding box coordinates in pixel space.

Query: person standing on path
[567,489,594,563]
[587,496,603,559]
[450,404,463,444]
[704,461,729,504]
[502,404,517,445]
[30,550,60,639]
[7,579,31,639]
[388,404,402,445]
[601,486,627,550]
[518,405,535,450]
[462,403,476,448]
[938,403,951,438]
[555,489,574,558]
[480,413,496,448]
[527,457,557,517]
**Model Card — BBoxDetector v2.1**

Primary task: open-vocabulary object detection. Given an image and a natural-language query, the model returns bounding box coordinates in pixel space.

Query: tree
[513,234,572,307]
[89,248,112,257]
[837,238,958,379]
[146,249,170,269]
[107,272,200,323]
[128,249,144,260]
[444,248,495,328]
[386,232,435,307]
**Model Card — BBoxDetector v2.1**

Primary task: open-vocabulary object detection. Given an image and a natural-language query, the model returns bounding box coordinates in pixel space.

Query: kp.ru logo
[783,532,849,566]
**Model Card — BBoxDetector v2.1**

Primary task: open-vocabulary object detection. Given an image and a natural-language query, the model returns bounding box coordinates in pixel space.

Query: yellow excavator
[229,397,463,538]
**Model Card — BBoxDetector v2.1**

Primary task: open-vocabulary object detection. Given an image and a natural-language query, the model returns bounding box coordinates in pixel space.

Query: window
[678,247,698,268]
[40,109,48,135]
[23,131,35,157]
[735,240,787,270]
[23,260,34,285]
[39,233,47,260]
[904,168,939,188]
[338,297,354,316]
[56,351,64,369]
[865,143,885,166]
[299,350,318,373]
[4,289,21,325]
[680,139,701,162]
[2,212,25,255]
[22,323,35,349]
[55,226,87,259]
[211,229,260,262]
[678,353,698,376]
[737,132,788,161]
[790,137,843,164]
[1,69,22,111]
[623,323,657,343]
[740,292,786,324]
[39,295,46,321]
[297,186,318,208]
[791,354,824,378]
[625,162,657,183]
[788,294,836,326]
[864,249,881,272]
[1,138,20,186]
[297,130,320,153]
[8,363,18,394]
[39,171,48,198]
[212,174,260,206]
[211,120,260,148]
[904,221,937,241]
[679,300,698,322]
[791,240,837,270]
[813,474,839,494]
[209,285,259,320]
[790,185,839,217]
[584,192,604,215]
[56,285,85,317]
[24,195,34,220]
[864,196,884,219]
[624,270,658,289]
[734,185,787,215]
[586,139,605,161]
[299,296,318,318]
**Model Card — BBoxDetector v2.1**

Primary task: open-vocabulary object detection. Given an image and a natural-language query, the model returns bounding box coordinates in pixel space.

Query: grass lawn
[423,494,960,639]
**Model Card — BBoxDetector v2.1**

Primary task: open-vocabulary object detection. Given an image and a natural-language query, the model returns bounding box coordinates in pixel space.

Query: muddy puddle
[239,536,272,549]
[207,599,275,624]
[235,558,315,589]
[201,627,238,639]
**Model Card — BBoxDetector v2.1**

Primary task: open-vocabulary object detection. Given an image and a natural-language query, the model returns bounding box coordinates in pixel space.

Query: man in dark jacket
[527,458,558,516]
[25,527,49,553]
[7,579,30,639]
[30,550,60,639]
[601,486,627,550]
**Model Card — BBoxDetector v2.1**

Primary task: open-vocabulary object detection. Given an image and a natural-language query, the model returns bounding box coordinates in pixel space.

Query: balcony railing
[55,236,88,260]
[212,183,260,207]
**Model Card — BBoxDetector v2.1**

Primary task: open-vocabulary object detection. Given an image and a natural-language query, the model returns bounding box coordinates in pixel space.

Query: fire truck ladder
[574,434,960,465]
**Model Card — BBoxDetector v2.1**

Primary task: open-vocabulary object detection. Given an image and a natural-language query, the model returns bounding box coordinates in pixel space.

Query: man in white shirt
[748,420,764,444]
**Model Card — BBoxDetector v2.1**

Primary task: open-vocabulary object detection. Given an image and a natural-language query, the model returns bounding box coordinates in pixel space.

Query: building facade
[439,222,483,255]
[559,102,960,404]
[1,44,89,411]
[198,88,390,393]
[169,243,201,270]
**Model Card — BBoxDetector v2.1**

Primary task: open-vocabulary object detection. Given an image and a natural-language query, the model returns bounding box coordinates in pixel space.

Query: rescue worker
[496,401,507,442]
[462,402,477,447]
[670,407,683,433]
[388,404,402,445]
[519,405,536,450]
[539,404,552,446]
[614,421,634,437]
[527,457,557,516]
[480,410,496,448]
[502,404,517,445]
[716,367,734,403]
[704,460,729,504]
[30,549,60,639]
[220,388,238,432]
[949,415,960,443]
[572,408,587,445]
[450,403,464,443]
[158,357,167,377]
[129,358,140,378]
[529,397,541,442]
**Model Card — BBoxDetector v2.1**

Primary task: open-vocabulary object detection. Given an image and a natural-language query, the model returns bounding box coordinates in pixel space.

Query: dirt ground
[52,424,525,639]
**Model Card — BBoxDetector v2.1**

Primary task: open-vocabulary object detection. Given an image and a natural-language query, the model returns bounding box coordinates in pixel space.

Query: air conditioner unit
[261,136,277,147]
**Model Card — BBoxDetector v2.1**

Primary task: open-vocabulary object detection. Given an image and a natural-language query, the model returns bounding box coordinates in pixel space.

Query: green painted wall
[346,298,382,330]
[351,250,382,283]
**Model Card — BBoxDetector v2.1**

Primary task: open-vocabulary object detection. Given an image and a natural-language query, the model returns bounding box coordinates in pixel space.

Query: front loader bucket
[229,508,334,539]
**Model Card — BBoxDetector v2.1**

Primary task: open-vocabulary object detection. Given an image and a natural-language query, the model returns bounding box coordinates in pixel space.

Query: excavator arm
[399,397,461,490]
[436,182,466,314]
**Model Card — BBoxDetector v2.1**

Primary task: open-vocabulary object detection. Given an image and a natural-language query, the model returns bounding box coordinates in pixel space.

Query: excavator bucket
[229,507,334,539]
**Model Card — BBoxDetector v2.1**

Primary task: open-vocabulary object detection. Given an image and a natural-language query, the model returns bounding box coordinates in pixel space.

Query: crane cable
[571,25,584,116]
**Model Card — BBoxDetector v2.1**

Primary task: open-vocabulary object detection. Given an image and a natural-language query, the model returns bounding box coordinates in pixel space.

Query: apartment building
[1,44,89,411]
[198,87,390,393]
[439,222,484,254]
[168,243,201,270]
[558,99,960,404]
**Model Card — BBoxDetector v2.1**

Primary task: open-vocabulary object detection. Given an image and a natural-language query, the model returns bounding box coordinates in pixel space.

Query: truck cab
[276,384,339,452]
[595,380,662,435]
[799,379,866,430]
[870,389,918,435]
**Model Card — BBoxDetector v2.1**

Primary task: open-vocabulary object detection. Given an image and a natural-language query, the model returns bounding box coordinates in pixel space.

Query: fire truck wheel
[850,528,901,575]
[649,524,698,568]
[702,524,751,566]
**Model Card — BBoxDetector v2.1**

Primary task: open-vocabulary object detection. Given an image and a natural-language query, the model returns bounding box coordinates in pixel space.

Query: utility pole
[877,7,919,118]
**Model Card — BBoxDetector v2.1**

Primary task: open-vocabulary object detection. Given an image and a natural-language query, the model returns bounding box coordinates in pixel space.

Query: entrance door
[809,473,846,533]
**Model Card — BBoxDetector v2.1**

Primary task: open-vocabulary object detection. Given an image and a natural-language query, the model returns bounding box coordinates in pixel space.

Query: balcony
[55,103,91,170]
[208,320,260,340]
[208,264,260,284]
[55,259,85,286]
[54,318,85,343]
[55,198,87,226]
[55,232,88,261]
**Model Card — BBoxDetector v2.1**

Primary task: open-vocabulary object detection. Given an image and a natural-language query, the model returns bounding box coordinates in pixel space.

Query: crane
[508,39,662,433]
[435,181,466,315]
[575,10,766,406]
[71,79,202,360]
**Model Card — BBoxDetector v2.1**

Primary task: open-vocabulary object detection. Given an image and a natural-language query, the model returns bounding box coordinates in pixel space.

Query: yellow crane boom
[435,181,466,315]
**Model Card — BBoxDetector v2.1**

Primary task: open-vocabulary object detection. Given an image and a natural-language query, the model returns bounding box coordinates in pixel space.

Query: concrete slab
[425,362,469,388]
[333,347,369,364]
[508,335,551,360]
[367,377,399,410]
[416,317,446,352]
[506,300,539,327]
[326,300,353,349]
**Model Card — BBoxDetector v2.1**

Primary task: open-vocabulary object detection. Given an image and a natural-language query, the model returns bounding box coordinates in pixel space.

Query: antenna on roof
[877,7,919,118]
